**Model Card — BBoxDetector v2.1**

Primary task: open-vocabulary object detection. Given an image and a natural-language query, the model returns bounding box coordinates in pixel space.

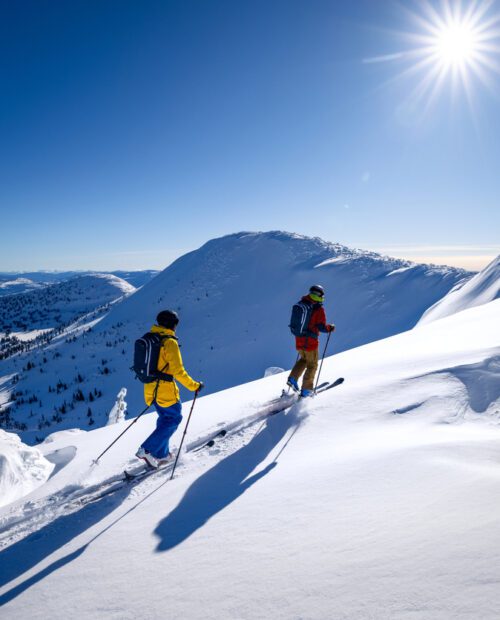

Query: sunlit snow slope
[1,231,471,440]
[0,298,499,620]
[419,254,500,325]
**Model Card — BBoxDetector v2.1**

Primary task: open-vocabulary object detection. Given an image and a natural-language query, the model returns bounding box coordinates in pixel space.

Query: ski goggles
[309,292,324,302]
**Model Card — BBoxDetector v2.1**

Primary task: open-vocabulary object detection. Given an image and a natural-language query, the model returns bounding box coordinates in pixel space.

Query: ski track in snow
[0,396,303,549]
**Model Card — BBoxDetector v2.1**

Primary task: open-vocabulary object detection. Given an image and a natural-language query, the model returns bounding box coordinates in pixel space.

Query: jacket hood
[150,324,177,338]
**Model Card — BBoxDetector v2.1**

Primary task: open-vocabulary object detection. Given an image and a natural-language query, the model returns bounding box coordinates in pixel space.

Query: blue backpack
[289,300,315,337]
[132,332,176,383]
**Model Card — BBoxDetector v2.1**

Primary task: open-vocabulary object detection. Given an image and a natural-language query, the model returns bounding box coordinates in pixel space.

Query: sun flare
[407,1,500,105]
[369,1,500,115]
[434,21,478,68]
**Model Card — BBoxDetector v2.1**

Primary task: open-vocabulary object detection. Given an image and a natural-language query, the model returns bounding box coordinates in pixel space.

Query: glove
[196,381,205,392]
[327,324,335,333]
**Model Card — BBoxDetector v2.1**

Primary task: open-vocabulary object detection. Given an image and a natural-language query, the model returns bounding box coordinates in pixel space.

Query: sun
[433,20,478,68]
[405,0,500,105]
[367,1,500,115]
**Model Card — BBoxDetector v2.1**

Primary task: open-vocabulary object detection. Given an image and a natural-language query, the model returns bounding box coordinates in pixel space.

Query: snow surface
[0,430,54,508]
[0,231,471,441]
[0,329,52,342]
[0,299,499,619]
[419,254,499,325]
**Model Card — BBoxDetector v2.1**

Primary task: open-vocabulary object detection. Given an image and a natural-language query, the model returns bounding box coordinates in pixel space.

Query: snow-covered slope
[110,270,159,288]
[0,277,43,297]
[0,274,135,333]
[0,298,498,619]
[0,231,471,441]
[418,254,500,325]
[0,274,136,361]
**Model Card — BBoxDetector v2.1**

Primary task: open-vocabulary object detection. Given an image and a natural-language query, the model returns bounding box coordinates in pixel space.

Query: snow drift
[0,430,54,508]
[419,254,499,325]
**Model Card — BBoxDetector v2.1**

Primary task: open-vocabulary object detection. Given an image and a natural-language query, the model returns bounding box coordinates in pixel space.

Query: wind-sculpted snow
[438,356,500,420]
[0,231,472,441]
[418,254,500,325]
[0,430,54,508]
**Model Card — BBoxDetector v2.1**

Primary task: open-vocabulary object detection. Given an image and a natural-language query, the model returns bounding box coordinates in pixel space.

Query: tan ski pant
[289,349,319,391]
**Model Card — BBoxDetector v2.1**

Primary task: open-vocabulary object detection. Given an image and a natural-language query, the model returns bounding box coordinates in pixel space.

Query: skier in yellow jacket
[136,310,203,468]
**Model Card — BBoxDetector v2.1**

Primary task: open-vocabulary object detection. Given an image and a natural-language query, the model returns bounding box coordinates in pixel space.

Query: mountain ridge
[418,254,500,325]
[0,231,472,441]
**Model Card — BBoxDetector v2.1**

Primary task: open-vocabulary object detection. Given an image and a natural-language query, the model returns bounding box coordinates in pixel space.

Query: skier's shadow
[0,479,134,605]
[154,406,303,552]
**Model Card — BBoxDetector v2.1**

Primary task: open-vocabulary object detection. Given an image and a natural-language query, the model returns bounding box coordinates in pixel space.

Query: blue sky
[1,0,499,271]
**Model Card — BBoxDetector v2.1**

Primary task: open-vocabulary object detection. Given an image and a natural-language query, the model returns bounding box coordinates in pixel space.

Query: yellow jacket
[144,324,200,408]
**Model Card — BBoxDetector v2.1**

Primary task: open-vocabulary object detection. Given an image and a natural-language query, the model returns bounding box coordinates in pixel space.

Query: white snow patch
[43,429,85,444]
[0,278,40,290]
[107,388,127,425]
[4,329,52,342]
[0,430,54,508]
[264,367,285,377]
[386,265,416,276]
[314,256,349,267]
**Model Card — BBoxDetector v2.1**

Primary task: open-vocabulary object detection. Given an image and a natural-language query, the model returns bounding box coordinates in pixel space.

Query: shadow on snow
[0,481,136,605]
[154,405,303,552]
[0,405,304,604]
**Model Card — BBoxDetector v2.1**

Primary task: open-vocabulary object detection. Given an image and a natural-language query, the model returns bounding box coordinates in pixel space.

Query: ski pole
[170,388,199,480]
[314,330,331,393]
[92,403,151,465]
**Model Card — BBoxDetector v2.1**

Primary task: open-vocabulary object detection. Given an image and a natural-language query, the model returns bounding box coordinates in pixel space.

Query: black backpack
[289,300,315,337]
[132,332,176,383]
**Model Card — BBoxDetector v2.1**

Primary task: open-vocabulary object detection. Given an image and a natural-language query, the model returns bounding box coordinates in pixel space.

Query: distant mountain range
[0,231,481,443]
[0,270,159,297]
[0,274,137,362]
[0,273,135,332]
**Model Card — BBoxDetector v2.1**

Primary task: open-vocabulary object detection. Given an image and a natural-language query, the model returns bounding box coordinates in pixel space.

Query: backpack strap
[154,334,178,382]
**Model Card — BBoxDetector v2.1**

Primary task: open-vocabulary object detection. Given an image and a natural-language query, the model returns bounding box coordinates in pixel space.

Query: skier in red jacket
[287,285,335,397]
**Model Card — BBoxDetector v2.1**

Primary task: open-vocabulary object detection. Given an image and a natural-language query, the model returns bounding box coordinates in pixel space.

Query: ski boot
[135,447,160,468]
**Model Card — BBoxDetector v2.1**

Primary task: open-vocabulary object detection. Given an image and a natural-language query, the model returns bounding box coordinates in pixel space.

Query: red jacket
[295,295,330,351]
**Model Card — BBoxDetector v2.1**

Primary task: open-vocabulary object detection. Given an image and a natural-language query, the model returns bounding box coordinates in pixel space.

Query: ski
[65,380,347,509]
[315,377,344,393]
[192,429,227,451]
[40,379,347,515]
[123,460,173,482]
[315,381,330,392]
[277,380,328,401]
[123,428,229,480]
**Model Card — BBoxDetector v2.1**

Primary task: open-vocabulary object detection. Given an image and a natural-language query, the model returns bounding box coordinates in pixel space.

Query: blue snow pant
[141,401,182,459]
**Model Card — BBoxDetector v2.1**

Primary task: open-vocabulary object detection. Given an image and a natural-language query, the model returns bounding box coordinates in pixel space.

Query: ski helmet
[309,285,325,299]
[156,309,179,329]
